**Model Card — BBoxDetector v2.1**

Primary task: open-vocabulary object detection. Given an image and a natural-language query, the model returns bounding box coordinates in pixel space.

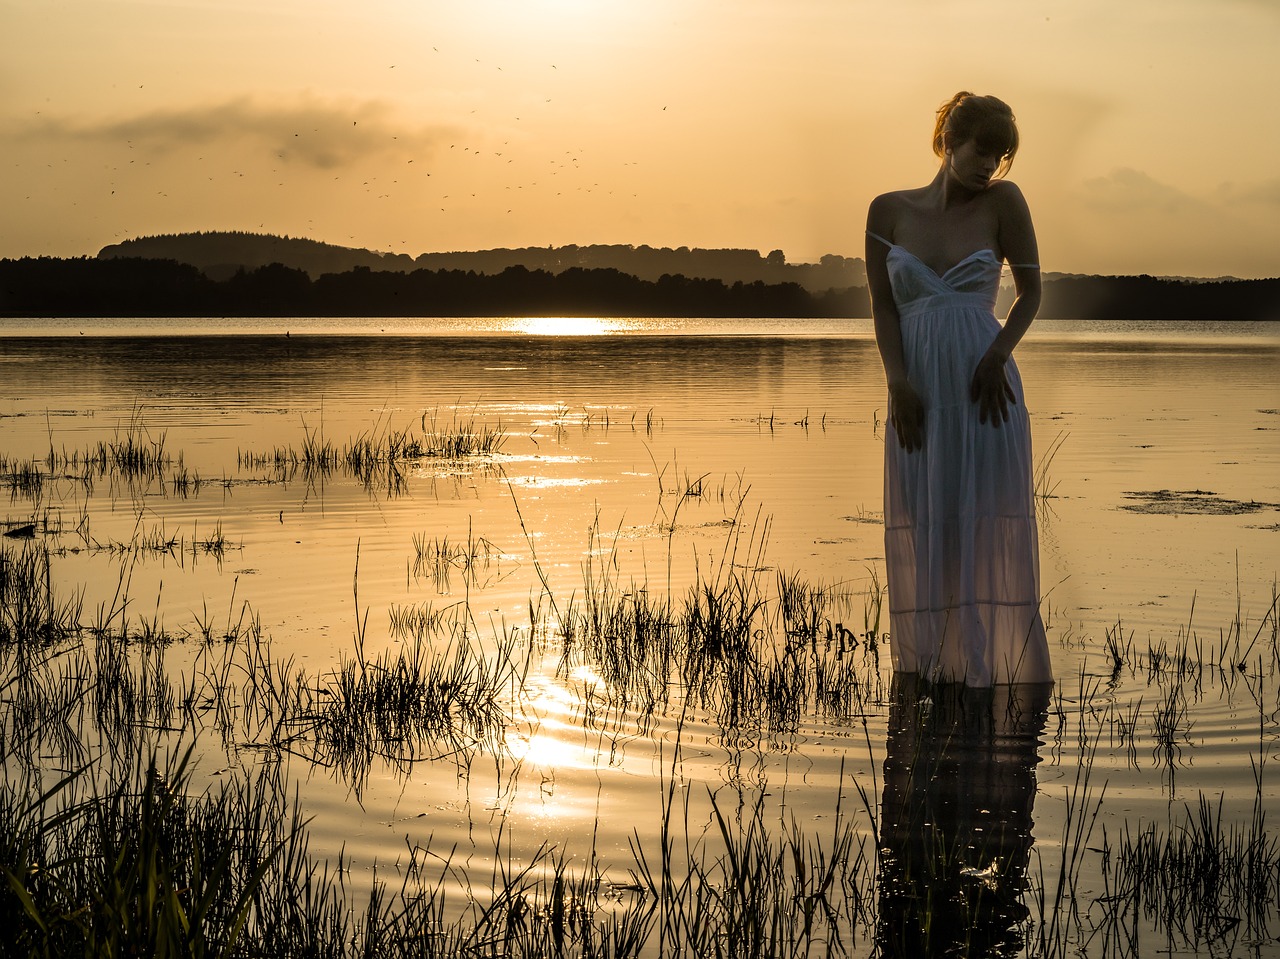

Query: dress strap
[1008,262,1039,269]
[866,230,893,248]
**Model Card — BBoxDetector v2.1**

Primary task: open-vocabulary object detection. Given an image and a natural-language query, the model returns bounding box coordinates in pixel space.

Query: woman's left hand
[970,350,1016,425]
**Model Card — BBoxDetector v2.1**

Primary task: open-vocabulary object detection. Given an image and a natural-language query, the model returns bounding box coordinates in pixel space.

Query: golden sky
[4,0,1278,277]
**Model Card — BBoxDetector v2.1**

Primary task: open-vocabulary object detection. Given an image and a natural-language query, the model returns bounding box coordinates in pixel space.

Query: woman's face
[946,137,1003,191]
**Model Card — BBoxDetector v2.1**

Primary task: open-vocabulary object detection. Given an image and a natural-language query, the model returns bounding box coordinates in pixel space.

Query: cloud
[1078,167,1204,215]
[1217,178,1280,207]
[9,96,460,169]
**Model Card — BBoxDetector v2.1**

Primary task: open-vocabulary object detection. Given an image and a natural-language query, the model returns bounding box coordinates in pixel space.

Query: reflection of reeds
[1105,766,1280,949]
[0,540,84,646]
[1151,678,1191,791]
[556,517,882,739]
[388,599,464,642]
[301,627,527,786]
[5,426,1280,955]
[411,529,501,592]
[1028,677,1108,958]
[1,456,45,500]
[634,752,877,959]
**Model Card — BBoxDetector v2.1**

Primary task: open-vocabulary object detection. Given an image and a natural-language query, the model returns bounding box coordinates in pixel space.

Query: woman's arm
[970,182,1041,425]
[867,194,924,451]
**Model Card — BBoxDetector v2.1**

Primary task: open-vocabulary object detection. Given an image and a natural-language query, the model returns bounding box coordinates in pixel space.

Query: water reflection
[507,316,625,336]
[877,676,1051,957]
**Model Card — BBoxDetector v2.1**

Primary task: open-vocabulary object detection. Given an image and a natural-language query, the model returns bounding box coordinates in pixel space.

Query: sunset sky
[4,0,1278,278]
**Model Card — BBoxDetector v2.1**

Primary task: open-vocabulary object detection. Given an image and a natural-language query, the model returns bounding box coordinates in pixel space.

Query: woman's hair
[932,92,1019,177]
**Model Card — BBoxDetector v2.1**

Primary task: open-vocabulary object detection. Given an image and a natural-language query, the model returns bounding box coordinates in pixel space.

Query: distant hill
[98,232,406,282]
[98,231,866,292]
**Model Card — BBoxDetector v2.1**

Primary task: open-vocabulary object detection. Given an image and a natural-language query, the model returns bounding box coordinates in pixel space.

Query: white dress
[872,234,1053,686]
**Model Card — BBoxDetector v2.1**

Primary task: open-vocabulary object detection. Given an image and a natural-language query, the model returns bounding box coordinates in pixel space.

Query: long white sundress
[870,232,1053,686]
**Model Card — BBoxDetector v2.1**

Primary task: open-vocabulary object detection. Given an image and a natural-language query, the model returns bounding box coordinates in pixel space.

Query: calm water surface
[2,316,1278,955]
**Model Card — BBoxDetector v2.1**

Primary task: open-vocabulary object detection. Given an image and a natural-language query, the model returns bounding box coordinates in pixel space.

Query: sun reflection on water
[501,669,616,775]
[507,316,623,336]
[504,727,586,773]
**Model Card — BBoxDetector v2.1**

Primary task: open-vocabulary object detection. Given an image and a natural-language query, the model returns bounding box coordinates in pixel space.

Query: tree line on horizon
[98,231,867,292]
[2,255,1279,321]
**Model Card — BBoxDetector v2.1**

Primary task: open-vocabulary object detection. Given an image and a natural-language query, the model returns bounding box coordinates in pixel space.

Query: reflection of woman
[877,676,1052,956]
[866,92,1052,685]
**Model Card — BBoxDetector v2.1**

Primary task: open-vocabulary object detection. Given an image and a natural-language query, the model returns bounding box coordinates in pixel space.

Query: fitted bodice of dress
[886,246,1001,318]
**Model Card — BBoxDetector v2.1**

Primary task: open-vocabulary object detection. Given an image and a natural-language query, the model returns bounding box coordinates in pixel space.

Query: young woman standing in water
[865,92,1053,686]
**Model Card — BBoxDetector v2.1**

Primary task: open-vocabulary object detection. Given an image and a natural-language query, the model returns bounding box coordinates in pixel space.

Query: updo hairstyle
[932,92,1019,177]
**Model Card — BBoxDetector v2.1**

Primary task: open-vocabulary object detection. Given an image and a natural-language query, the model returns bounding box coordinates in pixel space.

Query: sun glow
[508,316,623,336]
[504,726,585,771]
[501,670,611,772]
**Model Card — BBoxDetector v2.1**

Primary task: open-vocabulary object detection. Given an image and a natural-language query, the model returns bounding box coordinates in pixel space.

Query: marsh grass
[554,516,883,744]
[302,628,529,787]
[0,540,84,646]
[1026,681,1108,957]
[2,534,1278,957]
[388,599,467,643]
[1034,430,1068,501]
[234,409,508,500]
[3,416,1280,956]
[1,456,45,500]
[633,758,879,959]
[0,744,407,959]
[419,407,508,458]
[1105,787,1280,953]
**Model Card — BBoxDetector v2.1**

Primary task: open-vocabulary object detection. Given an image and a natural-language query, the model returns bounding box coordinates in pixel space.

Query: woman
[866,92,1053,686]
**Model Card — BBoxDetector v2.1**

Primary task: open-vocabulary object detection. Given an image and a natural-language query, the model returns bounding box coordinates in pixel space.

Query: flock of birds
[84,47,672,251]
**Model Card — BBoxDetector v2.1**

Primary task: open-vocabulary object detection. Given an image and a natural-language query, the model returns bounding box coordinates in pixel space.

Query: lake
[2,316,1278,956]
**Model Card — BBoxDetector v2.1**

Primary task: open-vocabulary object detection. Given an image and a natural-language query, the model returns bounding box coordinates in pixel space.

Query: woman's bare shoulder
[869,187,927,210]
[986,179,1030,209]
[867,188,924,231]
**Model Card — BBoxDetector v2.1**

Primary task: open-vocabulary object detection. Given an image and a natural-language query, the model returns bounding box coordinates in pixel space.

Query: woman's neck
[928,163,983,210]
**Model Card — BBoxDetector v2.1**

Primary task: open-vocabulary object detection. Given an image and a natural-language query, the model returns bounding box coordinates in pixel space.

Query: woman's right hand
[889,381,925,452]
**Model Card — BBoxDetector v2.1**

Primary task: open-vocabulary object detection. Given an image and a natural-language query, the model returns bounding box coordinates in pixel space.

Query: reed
[1097,695,1280,953]
[1034,429,1068,501]
[1,564,1277,956]
[2,458,45,500]
[0,744,385,958]
[553,516,882,742]
[194,520,232,560]
[305,629,523,786]
[1107,791,1280,949]
[1104,618,1132,683]
[1,641,94,768]
[6,419,1280,957]
[1025,674,1108,958]
[1150,677,1191,790]
[0,540,84,646]
[234,410,507,498]
[559,533,678,715]
[419,407,508,458]
[388,599,466,643]
[411,529,501,592]
[633,754,878,959]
